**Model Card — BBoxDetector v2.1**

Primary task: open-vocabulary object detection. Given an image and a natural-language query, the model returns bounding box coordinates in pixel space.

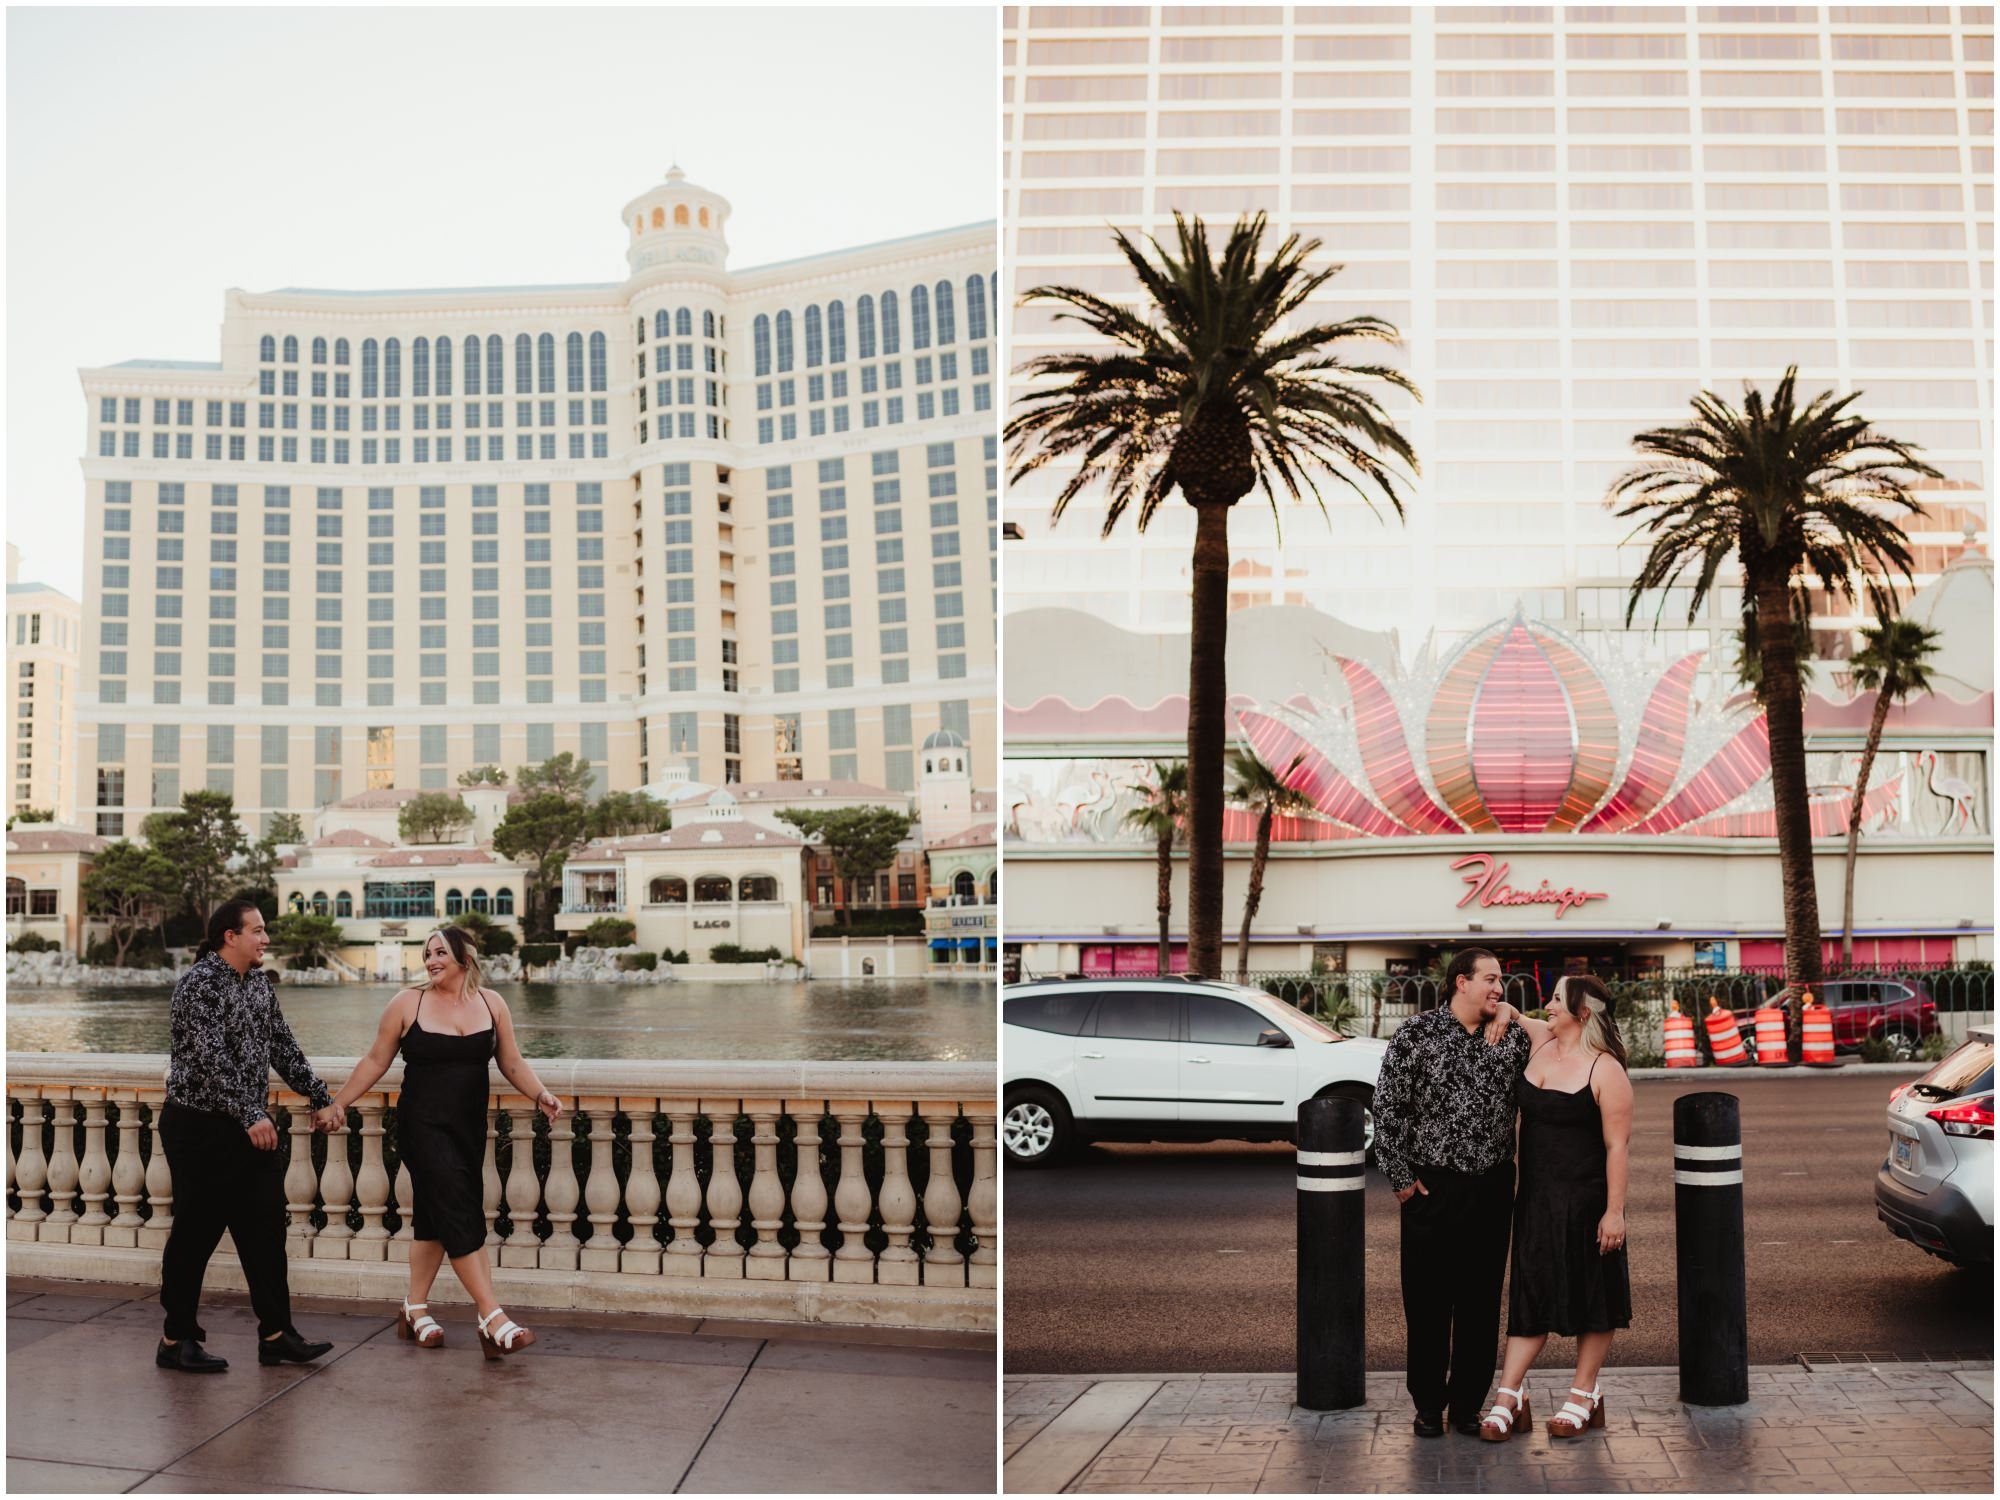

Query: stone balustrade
[5,1053,995,1331]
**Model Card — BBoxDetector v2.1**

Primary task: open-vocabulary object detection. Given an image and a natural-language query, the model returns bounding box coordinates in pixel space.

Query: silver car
[1876,1026,1993,1267]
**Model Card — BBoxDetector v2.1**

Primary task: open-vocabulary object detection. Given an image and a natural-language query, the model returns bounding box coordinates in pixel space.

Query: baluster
[481,1099,502,1247]
[919,1105,964,1281]
[43,1090,80,1238]
[966,1106,997,1289]
[139,1094,173,1249]
[830,1101,873,1284]
[875,1102,919,1286]
[314,1109,355,1257]
[620,1097,662,1274]
[284,1106,319,1258]
[784,1099,831,1282]
[579,1097,621,1271]
[500,1106,542,1269]
[701,1101,746,1277]
[661,1101,702,1277]
[109,1092,146,1246]
[74,1092,113,1242]
[351,1098,390,1258]
[5,1091,18,1225]
[391,1158,414,1262]
[540,1099,580,1270]
[744,1100,785,1280]
[9,1087,47,1234]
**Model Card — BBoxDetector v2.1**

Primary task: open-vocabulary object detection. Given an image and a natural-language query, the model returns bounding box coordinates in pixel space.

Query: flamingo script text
[1451,853,1607,920]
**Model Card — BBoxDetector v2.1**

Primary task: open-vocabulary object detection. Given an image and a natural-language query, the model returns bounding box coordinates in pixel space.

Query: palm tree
[1226,746,1312,983]
[1840,616,1942,966]
[1008,214,1419,979]
[1122,761,1189,976]
[1730,591,1817,705]
[1612,367,1935,1008]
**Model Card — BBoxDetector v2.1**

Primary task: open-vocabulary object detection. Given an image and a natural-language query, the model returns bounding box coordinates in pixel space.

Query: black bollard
[1673,1091,1749,1406]
[1296,1094,1367,1411]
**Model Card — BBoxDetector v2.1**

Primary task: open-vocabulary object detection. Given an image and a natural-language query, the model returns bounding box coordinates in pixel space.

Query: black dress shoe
[1452,1416,1485,1436]
[157,1338,228,1374]
[257,1329,333,1366]
[1412,1410,1446,1437]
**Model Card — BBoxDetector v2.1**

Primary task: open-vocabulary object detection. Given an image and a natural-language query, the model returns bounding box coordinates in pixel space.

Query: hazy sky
[6,5,997,597]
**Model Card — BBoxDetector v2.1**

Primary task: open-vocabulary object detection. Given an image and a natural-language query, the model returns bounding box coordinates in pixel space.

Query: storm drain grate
[1798,1350,1992,1371]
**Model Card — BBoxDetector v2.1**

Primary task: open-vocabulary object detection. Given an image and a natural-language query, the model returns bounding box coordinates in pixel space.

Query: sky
[5,4,998,598]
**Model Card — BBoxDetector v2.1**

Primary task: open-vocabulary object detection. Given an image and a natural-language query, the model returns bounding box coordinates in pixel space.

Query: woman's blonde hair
[425,925,484,999]
[1555,974,1627,1068]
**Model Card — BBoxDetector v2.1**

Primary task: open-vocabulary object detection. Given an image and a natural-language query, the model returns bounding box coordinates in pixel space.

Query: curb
[1006,1360,1995,1383]
[1627,1061,1931,1079]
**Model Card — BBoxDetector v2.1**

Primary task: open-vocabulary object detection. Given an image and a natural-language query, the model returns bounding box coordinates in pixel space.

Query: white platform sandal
[476,1306,536,1360]
[1479,1385,1530,1443]
[396,1299,443,1348]
[1548,1384,1605,1437]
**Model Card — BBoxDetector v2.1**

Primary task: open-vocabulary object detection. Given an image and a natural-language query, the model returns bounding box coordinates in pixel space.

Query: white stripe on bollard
[1673,1144,1743,1161]
[1296,1150,1367,1167]
[1297,1176,1366,1192]
[1673,1169,1744,1185]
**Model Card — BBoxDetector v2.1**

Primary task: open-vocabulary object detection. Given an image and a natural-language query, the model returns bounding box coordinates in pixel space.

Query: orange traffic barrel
[1801,992,1837,1066]
[1705,997,1749,1066]
[1754,1005,1792,1067]
[1664,1003,1701,1068]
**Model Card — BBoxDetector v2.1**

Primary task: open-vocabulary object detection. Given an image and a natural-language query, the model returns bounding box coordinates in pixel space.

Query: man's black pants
[1398,1158,1515,1424]
[158,1103,293,1341]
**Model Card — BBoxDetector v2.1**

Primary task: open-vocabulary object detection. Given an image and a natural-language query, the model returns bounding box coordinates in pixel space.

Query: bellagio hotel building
[75,170,998,836]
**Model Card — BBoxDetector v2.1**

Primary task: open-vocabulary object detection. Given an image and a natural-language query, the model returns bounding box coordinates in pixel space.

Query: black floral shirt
[166,953,330,1129]
[1372,1004,1531,1191]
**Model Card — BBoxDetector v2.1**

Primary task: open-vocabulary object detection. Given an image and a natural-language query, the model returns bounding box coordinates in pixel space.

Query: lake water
[3,978,996,1063]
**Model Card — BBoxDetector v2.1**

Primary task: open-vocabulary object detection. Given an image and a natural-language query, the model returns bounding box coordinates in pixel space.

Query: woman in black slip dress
[329,925,563,1359]
[1477,975,1634,1443]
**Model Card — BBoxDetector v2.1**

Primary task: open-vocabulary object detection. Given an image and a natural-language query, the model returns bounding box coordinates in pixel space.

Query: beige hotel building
[74,169,997,836]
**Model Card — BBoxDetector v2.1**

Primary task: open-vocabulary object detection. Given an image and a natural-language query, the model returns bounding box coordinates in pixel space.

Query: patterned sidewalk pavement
[1004,1363,1993,1494]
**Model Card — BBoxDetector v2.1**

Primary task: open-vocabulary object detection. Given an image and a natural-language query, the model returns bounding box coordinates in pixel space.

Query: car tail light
[1927,1099,1995,1140]
[1890,1083,1910,1105]
[1922,1001,1936,1017]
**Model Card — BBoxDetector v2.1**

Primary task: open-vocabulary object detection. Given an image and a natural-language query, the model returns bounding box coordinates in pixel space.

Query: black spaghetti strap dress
[1507,1050,1632,1337]
[396,987,497,1259]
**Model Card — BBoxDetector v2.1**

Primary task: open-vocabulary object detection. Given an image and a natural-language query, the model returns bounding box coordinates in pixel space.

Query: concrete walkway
[1004,1363,1993,1493]
[7,1277,994,1493]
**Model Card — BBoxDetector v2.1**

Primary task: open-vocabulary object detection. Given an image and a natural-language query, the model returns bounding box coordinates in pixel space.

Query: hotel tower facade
[75,169,997,836]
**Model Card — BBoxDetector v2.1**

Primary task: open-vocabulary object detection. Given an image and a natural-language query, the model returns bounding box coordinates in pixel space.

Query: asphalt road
[1002,1073,1992,1374]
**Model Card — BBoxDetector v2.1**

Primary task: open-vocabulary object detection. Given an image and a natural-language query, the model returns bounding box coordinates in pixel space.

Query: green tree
[777,806,913,928]
[1007,214,1419,977]
[80,840,181,965]
[491,793,589,939]
[266,812,305,845]
[517,752,594,802]
[586,790,673,839]
[581,916,638,947]
[1227,746,1312,984]
[1840,615,1942,966]
[6,808,54,829]
[141,789,248,927]
[458,764,508,787]
[1612,367,1934,1003]
[268,911,346,968]
[1122,761,1189,977]
[399,790,474,845]
[451,907,517,955]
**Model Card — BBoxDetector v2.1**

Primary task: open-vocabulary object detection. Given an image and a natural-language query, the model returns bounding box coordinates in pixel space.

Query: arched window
[989,272,1000,332]
[934,280,956,345]
[649,876,688,904]
[436,336,453,396]
[445,888,464,915]
[486,336,504,394]
[494,888,514,916]
[775,311,794,372]
[674,204,689,226]
[654,309,670,340]
[5,877,24,915]
[953,869,976,902]
[699,206,710,228]
[311,890,329,916]
[514,334,532,393]
[260,335,276,362]
[464,336,482,395]
[804,305,823,368]
[384,338,401,398]
[312,336,328,365]
[589,332,607,392]
[288,892,306,914]
[966,276,988,341]
[283,335,298,363]
[536,333,555,393]
[335,890,353,918]
[753,315,772,377]
[566,332,585,392]
[703,310,716,338]
[739,874,778,902]
[857,296,876,360]
[827,301,847,364]
[335,338,350,366]
[693,875,732,903]
[880,290,901,354]
[985,869,999,903]
[910,284,932,349]
[412,337,430,397]
[361,339,379,398]
[651,206,664,229]
[675,307,692,337]
[470,887,490,915]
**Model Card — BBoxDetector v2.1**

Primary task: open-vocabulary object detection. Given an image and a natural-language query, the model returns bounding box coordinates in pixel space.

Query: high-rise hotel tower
[76,170,997,835]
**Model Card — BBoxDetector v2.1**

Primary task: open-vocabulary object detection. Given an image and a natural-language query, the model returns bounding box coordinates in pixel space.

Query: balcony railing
[558,900,626,915]
[5,1054,995,1331]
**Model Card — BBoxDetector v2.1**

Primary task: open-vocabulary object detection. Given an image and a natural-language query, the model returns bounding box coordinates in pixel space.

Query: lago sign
[1451,852,1608,919]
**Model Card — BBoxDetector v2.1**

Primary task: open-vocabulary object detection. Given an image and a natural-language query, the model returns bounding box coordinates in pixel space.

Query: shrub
[661,948,689,965]
[478,925,517,956]
[581,917,637,948]
[7,932,56,954]
[709,943,783,964]
[1859,1035,1897,1064]
[518,943,563,968]
[1918,1032,1953,1063]
[618,951,658,972]
[83,935,168,968]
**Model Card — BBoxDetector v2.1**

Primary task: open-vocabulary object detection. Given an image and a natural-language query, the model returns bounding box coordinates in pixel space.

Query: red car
[1730,978,1940,1061]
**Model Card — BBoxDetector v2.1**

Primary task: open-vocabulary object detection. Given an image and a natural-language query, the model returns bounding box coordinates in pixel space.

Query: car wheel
[1882,1027,1919,1062]
[1003,1086,1073,1169]
[1311,1083,1377,1167]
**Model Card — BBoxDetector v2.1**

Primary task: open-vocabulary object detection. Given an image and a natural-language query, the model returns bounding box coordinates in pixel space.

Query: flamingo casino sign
[1451,852,1608,920]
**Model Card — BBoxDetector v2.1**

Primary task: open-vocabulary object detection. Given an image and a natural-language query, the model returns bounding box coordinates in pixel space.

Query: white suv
[1003,976,1389,1168]
[1876,1026,1993,1267]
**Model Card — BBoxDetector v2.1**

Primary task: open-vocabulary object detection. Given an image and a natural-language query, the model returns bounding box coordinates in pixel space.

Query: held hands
[1395,1178,1429,1204]
[535,1089,564,1124]
[1597,1209,1627,1255]
[313,1102,347,1134]
[246,1117,279,1151]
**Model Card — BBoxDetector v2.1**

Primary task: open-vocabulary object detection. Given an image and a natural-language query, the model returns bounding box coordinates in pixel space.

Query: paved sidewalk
[1004,1363,1993,1494]
[8,1277,994,1493]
